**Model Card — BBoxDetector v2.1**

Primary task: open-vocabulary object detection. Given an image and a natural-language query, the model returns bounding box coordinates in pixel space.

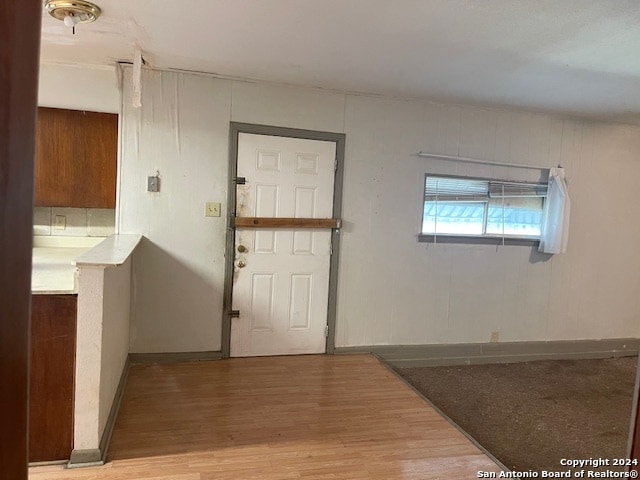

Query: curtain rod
[417,151,556,171]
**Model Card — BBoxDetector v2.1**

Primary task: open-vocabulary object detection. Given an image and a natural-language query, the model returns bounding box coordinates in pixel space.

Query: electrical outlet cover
[205,202,221,217]
[54,215,66,230]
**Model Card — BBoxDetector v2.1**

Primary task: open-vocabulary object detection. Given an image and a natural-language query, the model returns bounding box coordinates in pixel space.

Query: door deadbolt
[237,245,247,253]
[237,260,246,268]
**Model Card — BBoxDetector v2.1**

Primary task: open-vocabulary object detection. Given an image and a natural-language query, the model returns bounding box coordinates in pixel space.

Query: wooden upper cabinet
[35,107,118,208]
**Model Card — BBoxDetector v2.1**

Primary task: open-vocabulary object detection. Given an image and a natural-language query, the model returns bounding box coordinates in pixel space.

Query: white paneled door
[231,133,337,357]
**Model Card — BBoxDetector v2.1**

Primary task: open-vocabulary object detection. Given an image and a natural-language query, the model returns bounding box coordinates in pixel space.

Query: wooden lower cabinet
[29,294,77,463]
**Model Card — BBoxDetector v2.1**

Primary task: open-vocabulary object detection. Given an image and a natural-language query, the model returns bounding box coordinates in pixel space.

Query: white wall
[99,257,132,441]
[74,266,104,450]
[74,254,133,453]
[338,100,640,345]
[119,66,640,353]
[120,69,231,352]
[38,63,119,113]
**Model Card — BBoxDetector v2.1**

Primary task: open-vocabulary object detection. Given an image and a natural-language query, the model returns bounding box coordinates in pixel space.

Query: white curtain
[538,167,570,254]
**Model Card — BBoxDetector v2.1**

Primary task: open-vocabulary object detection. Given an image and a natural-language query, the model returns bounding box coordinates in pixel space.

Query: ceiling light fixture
[44,0,101,34]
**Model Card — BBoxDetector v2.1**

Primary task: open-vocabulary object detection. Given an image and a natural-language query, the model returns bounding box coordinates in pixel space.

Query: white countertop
[32,247,89,294]
[31,235,142,294]
[75,234,142,266]
[33,236,105,249]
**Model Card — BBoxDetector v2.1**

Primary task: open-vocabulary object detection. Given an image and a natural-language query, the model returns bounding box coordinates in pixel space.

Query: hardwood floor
[29,354,501,479]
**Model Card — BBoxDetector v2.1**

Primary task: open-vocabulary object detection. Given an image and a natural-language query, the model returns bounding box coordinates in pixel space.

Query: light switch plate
[147,176,160,192]
[205,202,221,217]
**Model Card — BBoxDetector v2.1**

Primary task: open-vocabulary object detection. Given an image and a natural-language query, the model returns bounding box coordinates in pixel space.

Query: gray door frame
[222,122,346,359]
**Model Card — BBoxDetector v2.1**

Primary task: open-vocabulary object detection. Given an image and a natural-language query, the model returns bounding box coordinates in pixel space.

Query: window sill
[417,234,540,247]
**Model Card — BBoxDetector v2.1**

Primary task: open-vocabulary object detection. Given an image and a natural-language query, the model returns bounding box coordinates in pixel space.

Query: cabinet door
[29,295,77,462]
[35,107,117,208]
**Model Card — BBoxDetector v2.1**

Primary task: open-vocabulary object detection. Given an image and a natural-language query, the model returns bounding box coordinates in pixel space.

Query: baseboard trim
[129,350,222,364]
[99,356,131,462]
[67,357,131,468]
[335,338,640,367]
[67,449,102,469]
[28,460,68,467]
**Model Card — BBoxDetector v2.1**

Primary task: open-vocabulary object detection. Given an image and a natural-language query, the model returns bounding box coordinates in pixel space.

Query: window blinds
[425,177,547,201]
[422,175,548,240]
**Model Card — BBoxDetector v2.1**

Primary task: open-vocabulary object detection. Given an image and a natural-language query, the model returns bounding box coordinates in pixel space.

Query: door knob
[237,260,246,268]
[237,245,247,253]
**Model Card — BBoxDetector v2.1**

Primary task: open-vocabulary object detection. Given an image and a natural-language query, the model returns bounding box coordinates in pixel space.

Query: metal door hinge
[229,310,240,318]
[234,177,246,185]
[325,325,329,337]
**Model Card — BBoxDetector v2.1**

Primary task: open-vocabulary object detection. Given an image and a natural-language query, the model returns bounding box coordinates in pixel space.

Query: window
[421,175,547,242]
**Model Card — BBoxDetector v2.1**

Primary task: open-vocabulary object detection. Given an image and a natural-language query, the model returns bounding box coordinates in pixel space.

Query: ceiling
[40,0,640,123]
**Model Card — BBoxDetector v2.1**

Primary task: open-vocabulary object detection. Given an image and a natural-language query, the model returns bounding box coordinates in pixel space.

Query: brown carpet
[394,356,638,472]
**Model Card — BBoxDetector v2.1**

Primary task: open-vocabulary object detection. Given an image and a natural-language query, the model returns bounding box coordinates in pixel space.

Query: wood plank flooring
[29,354,501,479]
